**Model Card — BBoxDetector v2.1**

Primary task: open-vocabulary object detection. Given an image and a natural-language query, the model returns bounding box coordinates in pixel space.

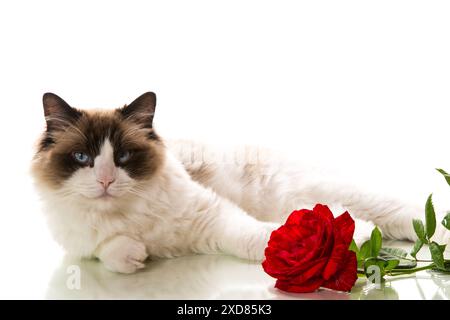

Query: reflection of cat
[32,92,449,274]
[48,253,450,300]
[48,255,365,299]
[46,255,273,300]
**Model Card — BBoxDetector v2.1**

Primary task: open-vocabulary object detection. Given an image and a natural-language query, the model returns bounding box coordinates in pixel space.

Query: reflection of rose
[262,204,357,293]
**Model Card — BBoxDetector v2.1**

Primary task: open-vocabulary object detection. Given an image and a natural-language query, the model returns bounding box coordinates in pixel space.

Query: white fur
[33,139,450,273]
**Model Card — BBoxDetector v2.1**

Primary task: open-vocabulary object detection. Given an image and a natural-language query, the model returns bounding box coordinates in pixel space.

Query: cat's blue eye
[72,152,90,164]
[118,150,131,164]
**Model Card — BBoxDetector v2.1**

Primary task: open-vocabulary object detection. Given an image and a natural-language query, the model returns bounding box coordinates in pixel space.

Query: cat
[31,92,450,273]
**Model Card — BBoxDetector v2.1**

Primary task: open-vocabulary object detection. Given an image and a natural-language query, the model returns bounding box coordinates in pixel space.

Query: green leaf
[349,239,360,262]
[432,261,450,273]
[379,247,417,269]
[411,239,423,259]
[359,240,372,261]
[438,244,447,253]
[385,259,400,271]
[370,227,382,257]
[429,241,445,270]
[349,239,359,253]
[379,247,408,259]
[442,212,450,231]
[390,259,417,269]
[436,168,450,187]
[412,219,427,243]
[425,194,436,239]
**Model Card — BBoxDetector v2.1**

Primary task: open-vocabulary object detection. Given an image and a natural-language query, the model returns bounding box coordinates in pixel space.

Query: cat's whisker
[55,190,77,198]
[130,189,150,199]
[128,189,149,199]
[113,183,133,188]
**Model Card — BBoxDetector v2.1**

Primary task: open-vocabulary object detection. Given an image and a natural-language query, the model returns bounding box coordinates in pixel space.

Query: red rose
[262,204,357,293]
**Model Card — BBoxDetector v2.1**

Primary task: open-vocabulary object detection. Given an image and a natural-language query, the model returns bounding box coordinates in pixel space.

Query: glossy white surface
[43,240,449,300]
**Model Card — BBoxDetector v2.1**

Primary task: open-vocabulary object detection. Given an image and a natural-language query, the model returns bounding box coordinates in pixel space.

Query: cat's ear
[120,92,156,128]
[42,93,82,131]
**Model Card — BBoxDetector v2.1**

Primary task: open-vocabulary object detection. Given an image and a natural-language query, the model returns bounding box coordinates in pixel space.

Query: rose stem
[387,263,435,276]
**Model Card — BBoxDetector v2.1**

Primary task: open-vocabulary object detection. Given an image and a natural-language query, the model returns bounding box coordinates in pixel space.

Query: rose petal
[284,209,313,226]
[263,228,326,279]
[312,204,335,223]
[264,213,329,273]
[322,251,358,292]
[275,277,323,293]
[322,212,355,280]
[321,246,346,280]
[332,211,355,247]
[287,257,328,284]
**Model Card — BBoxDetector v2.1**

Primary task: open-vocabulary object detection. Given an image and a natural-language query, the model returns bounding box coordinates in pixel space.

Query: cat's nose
[97,177,116,189]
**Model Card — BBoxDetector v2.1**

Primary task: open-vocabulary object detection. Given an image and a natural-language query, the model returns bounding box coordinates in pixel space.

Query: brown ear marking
[120,92,157,129]
[42,93,82,132]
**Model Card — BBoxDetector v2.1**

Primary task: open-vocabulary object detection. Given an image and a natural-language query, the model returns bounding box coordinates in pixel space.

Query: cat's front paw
[245,222,280,261]
[97,235,148,274]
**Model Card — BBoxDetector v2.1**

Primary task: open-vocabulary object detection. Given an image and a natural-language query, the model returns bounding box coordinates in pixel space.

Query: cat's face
[32,92,164,205]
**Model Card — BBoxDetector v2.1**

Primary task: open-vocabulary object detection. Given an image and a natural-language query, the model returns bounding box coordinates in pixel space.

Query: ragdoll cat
[31,92,450,273]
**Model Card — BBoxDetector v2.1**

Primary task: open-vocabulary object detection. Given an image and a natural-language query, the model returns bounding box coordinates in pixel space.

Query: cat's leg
[216,213,279,261]
[186,189,280,261]
[297,180,450,244]
[95,235,148,274]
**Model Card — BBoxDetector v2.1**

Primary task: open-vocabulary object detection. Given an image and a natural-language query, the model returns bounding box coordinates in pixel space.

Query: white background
[0,1,450,298]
